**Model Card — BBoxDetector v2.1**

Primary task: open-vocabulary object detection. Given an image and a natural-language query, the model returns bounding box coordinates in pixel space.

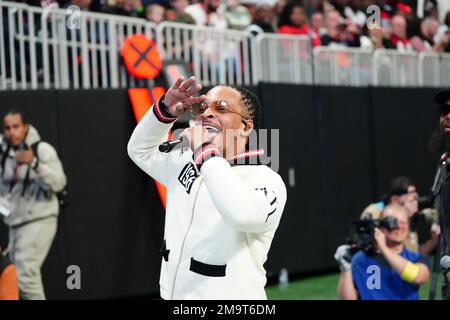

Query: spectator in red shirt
[276,2,321,46]
[386,14,413,51]
[277,2,309,35]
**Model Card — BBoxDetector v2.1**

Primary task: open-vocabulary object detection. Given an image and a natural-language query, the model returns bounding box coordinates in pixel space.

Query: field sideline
[266,272,443,300]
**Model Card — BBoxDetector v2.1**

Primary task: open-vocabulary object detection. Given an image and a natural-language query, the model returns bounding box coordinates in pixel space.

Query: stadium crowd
[8,0,450,53]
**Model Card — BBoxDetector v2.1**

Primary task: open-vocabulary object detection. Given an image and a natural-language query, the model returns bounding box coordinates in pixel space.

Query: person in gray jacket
[0,110,66,300]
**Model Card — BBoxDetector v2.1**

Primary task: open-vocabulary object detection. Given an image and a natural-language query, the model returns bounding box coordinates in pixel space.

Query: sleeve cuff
[153,96,177,124]
[193,142,221,171]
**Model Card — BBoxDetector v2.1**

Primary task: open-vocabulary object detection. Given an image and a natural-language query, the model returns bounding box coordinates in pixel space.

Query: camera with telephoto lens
[347,216,399,255]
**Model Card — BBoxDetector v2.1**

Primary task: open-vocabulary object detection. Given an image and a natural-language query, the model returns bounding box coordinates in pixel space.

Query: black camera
[347,216,398,255]
[15,142,28,151]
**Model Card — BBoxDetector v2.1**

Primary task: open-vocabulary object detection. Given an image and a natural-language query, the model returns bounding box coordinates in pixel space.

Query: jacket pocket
[159,239,170,262]
[189,257,226,277]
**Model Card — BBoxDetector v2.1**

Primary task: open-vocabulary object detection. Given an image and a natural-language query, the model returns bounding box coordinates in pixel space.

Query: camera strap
[371,254,390,269]
[21,141,40,197]
[432,153,450,196]
[0,143,11,179]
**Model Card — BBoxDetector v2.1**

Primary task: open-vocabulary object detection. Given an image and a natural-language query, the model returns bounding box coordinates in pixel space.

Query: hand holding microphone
[159,126,212,153]
[159,137,185,153]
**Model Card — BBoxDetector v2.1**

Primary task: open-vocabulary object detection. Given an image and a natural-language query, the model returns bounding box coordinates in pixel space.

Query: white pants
[9,216,57,300]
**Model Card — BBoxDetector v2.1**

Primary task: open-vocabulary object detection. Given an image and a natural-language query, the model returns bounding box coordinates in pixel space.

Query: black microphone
[441,255,450,271]
[159,137,184,153]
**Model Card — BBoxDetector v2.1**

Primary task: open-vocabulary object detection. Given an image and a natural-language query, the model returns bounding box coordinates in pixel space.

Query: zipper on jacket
[170,179,202,299]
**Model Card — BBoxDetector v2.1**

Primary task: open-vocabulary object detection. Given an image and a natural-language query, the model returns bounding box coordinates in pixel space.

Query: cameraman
[0,111,67,300]
[336,204,430,300]
[361,176,440,255]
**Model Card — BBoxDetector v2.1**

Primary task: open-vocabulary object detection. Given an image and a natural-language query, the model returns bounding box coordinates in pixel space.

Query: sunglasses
[191,100,250,125]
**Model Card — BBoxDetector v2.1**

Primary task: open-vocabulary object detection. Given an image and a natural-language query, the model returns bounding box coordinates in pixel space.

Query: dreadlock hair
[230,86,261,130]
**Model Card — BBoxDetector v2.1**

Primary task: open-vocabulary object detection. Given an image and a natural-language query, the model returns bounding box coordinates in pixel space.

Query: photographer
[0,111,67,300]
[336,204,430,300]
[361,176,440,255]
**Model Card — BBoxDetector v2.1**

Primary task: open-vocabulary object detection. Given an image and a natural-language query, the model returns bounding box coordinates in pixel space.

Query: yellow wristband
[400,262,419,283]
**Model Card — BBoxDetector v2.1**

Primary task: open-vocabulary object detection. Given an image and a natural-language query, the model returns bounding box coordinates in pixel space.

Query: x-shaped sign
[129,41,159,70]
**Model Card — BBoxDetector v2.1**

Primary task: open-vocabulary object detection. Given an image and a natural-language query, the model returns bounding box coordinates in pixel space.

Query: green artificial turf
[266,272,444,300]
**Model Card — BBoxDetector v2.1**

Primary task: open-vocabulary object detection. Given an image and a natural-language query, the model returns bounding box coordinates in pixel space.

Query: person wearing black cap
[430,88,450,300]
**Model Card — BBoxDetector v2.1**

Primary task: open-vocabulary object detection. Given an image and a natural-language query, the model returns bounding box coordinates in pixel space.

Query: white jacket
[127,99,287,300]
[0,126,66,227]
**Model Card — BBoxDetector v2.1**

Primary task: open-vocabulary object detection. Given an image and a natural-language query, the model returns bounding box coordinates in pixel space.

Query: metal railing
[1,1,450,90]
[313,46,373,87]
[253,33,313,84]
[373,49,419,87]
[157,21,255,86]
[419,52,450,88]
[0,1,157,90]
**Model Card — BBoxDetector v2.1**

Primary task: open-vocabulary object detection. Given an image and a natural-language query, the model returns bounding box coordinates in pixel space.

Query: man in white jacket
[128,76,287,300]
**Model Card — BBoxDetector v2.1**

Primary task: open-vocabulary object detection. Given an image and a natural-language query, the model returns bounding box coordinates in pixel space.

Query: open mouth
[202,122,222,137]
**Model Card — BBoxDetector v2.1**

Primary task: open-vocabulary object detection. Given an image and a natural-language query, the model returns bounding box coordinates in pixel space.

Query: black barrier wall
[0,90,165,299]
[0,85,442,298]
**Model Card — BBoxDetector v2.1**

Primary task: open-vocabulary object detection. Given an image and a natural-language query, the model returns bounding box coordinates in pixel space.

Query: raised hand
[163,76,207,118]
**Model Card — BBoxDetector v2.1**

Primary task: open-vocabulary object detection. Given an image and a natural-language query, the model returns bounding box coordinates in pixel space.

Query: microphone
[159,137,184,153]
[441,255,450,271]
[441,153,450,163]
